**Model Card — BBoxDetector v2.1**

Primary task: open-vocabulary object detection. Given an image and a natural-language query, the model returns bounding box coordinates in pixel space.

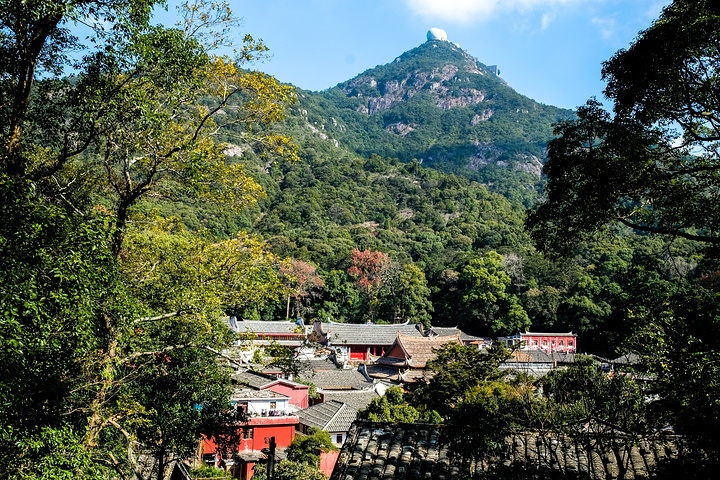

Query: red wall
[349,345,367,361]
[202,416,298,455]
[521,335,577,354]
[319,450,340,476]
[262,383,309,409]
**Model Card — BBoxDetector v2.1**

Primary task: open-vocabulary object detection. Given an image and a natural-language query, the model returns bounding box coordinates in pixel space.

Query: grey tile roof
[300,368,373,390]
[234,320,307,335]
[331,421,699,480]
[232,369,278,389]
[426,326,490,344]
[231,388,290,402]
[298,400,358,433]
[320,322,424,346]
[363,364,404,382]
[232,368,310,390]
[323,390,379,410]
[305,356,342,371]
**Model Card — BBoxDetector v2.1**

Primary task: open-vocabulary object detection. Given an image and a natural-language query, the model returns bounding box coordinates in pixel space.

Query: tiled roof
[611,352,642,364]
[320,322,424,346]
[305,356,342,371]
[234,320,307,335]
[426,326,490,344]
[363,364,404,382]
[504,350,576,364]
[231,388,290,401]
[301,367,374,390]
[232,369,278,389]
[298,400,358,433]
[323,390,379,410]
[331,421,698,480]
[379,333,462,368]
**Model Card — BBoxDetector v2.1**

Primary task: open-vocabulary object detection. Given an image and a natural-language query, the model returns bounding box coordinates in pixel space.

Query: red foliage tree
[347,249,391,321]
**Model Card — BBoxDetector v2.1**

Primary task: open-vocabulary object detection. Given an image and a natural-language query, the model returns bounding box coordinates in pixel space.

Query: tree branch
[616,218,720,244]
[120,343,242,367]
[134,311,186,324]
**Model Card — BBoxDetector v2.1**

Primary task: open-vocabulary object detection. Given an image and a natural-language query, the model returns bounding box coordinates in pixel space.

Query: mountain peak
[288,39,573,184]
[337,40,505,115]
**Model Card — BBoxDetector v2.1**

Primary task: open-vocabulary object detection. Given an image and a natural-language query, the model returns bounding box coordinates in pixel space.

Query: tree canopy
[527,0,720,256]
[526,0,720,460]
[0,1,297,478]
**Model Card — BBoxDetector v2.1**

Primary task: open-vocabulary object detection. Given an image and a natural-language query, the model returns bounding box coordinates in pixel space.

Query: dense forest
[133,35,710,359]
[1,0,719,478]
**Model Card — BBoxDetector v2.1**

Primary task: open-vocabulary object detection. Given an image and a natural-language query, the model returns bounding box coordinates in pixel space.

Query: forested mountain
[4,2,719,476]
[269,39,575,206]
[141,36,707,356]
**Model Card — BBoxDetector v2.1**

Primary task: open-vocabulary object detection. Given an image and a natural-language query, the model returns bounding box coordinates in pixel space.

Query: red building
[500,331,577,354]
[233,369,310,409]
[200,389,299,479]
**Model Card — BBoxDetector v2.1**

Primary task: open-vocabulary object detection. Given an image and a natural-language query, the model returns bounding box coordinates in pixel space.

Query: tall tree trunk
[3,9,64,176]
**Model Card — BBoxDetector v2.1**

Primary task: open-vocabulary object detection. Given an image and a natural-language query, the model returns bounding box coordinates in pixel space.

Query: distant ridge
[281,39,574,190]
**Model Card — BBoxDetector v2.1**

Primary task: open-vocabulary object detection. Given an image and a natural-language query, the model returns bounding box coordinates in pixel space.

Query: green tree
[378,262,433,327]
[0,1,296,477]
[358,386,437,423]
[526,0,720,255]
[460,251,530,335]
[412,343,511,418]
[525,0,720,460]
[286,427,337,467]
[251,459,328,480]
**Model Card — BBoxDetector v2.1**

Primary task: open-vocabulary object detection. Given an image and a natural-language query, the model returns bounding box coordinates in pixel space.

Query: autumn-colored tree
[280,259,324,319]
[347,249,390,321]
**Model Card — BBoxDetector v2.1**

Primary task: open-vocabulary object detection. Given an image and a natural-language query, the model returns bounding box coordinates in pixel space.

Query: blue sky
[157,0,671,110]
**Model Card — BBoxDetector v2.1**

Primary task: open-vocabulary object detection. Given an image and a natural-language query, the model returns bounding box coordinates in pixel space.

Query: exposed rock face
[467,142,502,170]
[434,87,485,110]
[471,109,494,124]
[224,143,244,157]
[515,155,543,177]
[385,122,416,136]
[343,52,492,115]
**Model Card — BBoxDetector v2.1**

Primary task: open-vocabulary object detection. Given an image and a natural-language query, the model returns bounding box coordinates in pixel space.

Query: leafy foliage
[0,1,297,478]
[286,427,337,467]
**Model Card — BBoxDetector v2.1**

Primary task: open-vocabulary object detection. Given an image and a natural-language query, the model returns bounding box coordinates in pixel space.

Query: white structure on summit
[426,28,448,41]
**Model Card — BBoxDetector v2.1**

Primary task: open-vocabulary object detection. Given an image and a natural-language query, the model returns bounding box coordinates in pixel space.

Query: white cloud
[591,17,617,41]
[541,12,555,31]
[404,0,579,24]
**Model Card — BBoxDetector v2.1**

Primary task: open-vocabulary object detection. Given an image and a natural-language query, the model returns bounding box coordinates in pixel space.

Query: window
[336,434,343,444]
[533,340,538,346]
[569,340,574,347]
[243,427,254,439]
[270,401,276,409]
[542,340,548,346]
[559,340,564,346]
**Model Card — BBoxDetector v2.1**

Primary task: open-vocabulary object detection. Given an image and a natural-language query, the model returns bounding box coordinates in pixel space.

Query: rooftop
[425,326,490,344]
[377,333,462,368]
[331,421,697,480]
[231,388,290,402]
[322,390,379,410]
[298,400,358,433]
[301,367,373,390]
[317,321,424,346]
